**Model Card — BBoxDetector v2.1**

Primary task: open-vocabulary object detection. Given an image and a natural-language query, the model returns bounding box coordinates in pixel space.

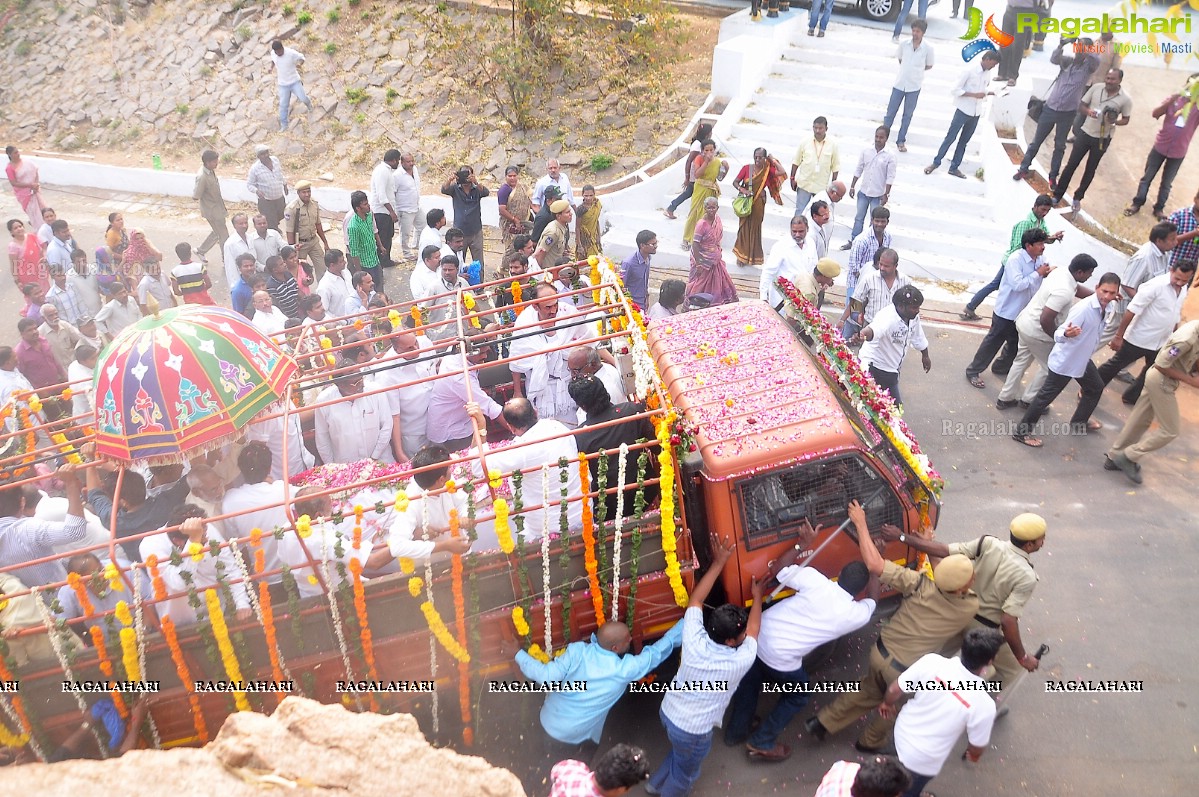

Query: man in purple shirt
[425,334,512,452]
[1125,78,1199,221]
[16,317,67,394]
[620,230,657,308]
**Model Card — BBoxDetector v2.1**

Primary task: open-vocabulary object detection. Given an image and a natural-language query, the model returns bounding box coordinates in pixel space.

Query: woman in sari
[687,197,738,305]
[5,146,44,228]
[732,147,786,267]
[118,228,161,289]
[497,165,534,257]
[7,219,48,292]
[664,122,714,220]
[682,139,728,247]
[104,213,129,258]
[574,185,607,260]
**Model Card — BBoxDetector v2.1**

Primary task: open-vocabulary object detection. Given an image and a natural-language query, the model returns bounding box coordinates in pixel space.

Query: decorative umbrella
[93,304,298,464]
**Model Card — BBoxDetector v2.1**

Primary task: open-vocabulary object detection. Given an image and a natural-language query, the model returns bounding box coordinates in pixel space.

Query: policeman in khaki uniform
[284,180,330,281]
[1107,319,1199,484]
[882,513,1045,697]
[806,500,979,752]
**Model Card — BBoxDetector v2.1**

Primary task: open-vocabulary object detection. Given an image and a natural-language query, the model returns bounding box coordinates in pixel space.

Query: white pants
[998,328,1053,403]
[397,209,423,255]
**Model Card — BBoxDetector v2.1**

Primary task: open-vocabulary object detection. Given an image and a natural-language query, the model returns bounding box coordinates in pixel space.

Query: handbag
[733,166,768,218]
[1027,71,1061,124]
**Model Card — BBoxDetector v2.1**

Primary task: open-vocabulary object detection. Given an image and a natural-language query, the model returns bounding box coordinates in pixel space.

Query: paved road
[4,186,1197,796]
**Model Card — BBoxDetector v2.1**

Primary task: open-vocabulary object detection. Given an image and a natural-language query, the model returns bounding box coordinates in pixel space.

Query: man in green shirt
[961,195,1064,320]
[346,189,382,291]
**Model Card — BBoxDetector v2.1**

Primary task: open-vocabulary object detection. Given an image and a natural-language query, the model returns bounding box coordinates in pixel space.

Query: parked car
[794,0,942,24]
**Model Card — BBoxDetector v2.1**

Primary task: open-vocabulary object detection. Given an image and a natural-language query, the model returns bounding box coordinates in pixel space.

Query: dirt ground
[1020,62,1199,245]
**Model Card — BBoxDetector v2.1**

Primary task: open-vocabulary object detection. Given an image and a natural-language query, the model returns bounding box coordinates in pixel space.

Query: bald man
[515,620,683,750]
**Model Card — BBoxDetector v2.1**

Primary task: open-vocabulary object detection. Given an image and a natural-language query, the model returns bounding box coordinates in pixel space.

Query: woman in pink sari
[7,219,47,292]
[5,146,44,228]
[687,197,738,305]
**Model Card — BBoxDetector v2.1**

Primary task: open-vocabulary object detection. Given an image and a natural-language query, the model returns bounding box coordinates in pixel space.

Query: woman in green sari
[682,139,728,247]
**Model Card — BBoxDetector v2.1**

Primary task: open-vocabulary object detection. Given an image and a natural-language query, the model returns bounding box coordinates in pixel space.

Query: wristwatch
[898,534,907,544]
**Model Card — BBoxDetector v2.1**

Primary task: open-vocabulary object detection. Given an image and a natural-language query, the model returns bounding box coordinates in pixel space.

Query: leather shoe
[1018,400,1030,409]
[995,399,1018,410]
[854,741,882,754]
[804,716,828,741]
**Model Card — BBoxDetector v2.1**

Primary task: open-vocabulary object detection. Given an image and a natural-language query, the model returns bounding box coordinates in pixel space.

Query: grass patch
[297,9,313,24]
[344,87,368,105]
[589,154,615,171]
[175,103,189,115]
[326,7,340,23]
[325,42,338,54]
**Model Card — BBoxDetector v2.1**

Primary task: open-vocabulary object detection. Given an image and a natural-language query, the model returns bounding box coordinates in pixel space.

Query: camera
[456,167,473,185]
[1102,107,1120,122]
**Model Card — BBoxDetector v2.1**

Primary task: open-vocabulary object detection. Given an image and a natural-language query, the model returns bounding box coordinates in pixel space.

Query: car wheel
[861,0,899,22]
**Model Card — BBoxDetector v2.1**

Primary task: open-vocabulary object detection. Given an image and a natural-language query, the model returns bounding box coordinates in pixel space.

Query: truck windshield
[737,454,902,551]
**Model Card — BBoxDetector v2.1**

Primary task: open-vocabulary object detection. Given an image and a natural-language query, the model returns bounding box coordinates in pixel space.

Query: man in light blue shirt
[1014,272,1122,447]
[965,228,1052,389]
[515,619,682,746]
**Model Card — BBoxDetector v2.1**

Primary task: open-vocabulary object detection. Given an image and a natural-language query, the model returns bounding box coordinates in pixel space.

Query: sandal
[967,374,985,389]
[1123,205,1141,217]
[923,165,937,175]
[1087,419,1103,431]
[897,143,907,153]
[662,209,676,220]
[1012,434,1043,448]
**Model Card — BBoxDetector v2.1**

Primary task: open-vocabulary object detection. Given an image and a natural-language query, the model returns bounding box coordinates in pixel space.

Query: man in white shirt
[760,216,818,310]
[418,208,446,254]
[46,266,89,324]
[245,405,314,481]
[883,20,934,153]
[567,345,624,408]
[220,442,289,584]
[1014,272,1122,447]
[476,398,584,541]
[314,360,394,464]
[279,489,377,599]
[94,282,141,343]
[808,183,845,261]
[878,629,1004,797]
[248,213,285,267]
[68,344,97,418]
[159,509,251,626]
[727,543,876,761]
[846,127,897,243]
[850,247,910,330]
[395,152,423,260]
[855,285,931,407]
[37,304,82,371]
[1104,221,1178,353]
[376,329,439,459]
[1098,260,1193,404]
[925,50,1000,178]
[388,445,473,563]
[222,213,255,287]
[532,158,575,211]
[410,245,445,310]
[317,249,355,319]
[370,149,400,269]
[270,39,312,132]
[509,282,595,426]
[999,254,1097,409]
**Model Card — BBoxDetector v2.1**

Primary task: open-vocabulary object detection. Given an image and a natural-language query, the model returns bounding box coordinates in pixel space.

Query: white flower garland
[130,566,161,749]
[0,695,44,761]
[541,464,553,655]
[230,536,293,683]
[33,588,108,757]
[611,443,628,621]
[595,258,656,400]
[421,489,439,733]
[321,520,360,710]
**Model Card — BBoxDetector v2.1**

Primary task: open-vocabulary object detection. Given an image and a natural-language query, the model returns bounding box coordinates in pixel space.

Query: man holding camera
[1053,68,1132,213]
[441,166,490,276]
[1013,38,1099,189]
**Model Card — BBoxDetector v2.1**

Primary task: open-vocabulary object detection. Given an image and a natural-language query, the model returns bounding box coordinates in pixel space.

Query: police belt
[973,614,1000,629]
[299,237,314,243]
[875,637,908,672]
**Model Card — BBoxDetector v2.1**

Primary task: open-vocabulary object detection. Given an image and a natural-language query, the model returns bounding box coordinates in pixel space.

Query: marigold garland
[511,606,530,637]
[408,576,424,597]
[448,508,472,746]
[347,558,379,683]
[657,415,688,607]
[525,643,550,663]
[50,431,83,465]
[89,626,129,717]
[254,549,288,705]
[114,600,133,628]
[420,601,470,663]
[493,498,515,554]
[578,453,604,626]
[119,627,140,682]
[0,651,34,752]
[102,562,126,593]
[203,589,251,712]
[66,572,94,617]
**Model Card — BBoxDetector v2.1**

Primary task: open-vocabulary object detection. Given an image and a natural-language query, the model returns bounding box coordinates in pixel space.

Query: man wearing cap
[854,285,931,408]
[535,200,573,271]
[246,145,289,232]
[880,513,1045,697]
[760,216,818,311]
[284,180,328,281]
[807,500,978,752]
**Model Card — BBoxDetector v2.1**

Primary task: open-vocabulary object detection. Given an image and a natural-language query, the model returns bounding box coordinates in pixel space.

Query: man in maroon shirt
[1126,76,1199,221]
[15,317,67,395]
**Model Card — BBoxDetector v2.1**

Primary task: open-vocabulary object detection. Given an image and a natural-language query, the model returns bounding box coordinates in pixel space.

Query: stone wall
[2,697,527,796]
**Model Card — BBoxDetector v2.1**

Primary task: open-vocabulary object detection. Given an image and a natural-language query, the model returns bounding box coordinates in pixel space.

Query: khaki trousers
[1109,369,1180,462]
[297,238,326,282]
[817,645,901,749]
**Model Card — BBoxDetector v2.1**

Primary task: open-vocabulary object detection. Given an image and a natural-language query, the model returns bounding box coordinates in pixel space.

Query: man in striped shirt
[812,757,910,797]
[646,536,762,797]
[962,195,1064,320]
[266,256,301,319]
[0,463,87,588]
[1166,190,1199,268]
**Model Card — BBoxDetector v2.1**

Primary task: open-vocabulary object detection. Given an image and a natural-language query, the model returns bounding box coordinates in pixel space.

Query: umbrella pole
[280,393,329,597]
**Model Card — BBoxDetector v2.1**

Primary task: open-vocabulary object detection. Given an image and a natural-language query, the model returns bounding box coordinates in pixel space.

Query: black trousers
[1097,342,1157,405]
[1055,131,1109,202]
[998,4,1033,81]
[966,315,1018,378]
[869,365,903,407]
[373,212,395,268]
[1016,363,1103,437]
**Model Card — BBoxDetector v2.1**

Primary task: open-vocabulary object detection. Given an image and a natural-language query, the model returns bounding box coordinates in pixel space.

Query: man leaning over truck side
[644,535,763,797]
[805,501,978,753]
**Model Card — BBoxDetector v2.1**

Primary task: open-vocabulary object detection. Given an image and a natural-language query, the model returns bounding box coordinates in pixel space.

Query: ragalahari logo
[960,7,1014,62]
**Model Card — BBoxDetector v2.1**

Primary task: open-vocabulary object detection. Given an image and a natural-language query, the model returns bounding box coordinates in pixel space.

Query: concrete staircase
[600,12,1016,302]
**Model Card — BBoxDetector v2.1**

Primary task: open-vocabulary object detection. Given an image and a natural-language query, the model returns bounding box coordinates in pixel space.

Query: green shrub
[297,10,313,24]
[344,87,368,105]
[326,7,340,23]
[589,154,615,171]
[282,3,294,15]
[175,103,189,115]
[325,42,338,54]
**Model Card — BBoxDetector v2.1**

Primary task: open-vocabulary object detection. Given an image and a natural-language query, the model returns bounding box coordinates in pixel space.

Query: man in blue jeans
[883,20,935,154]
[807,0,834,37]
[924,51,1000,179]
[646,536,762,797]
[961,194,1063,320]
[891,0,928,42]
[270,40,312,132]
[1013,39,1099,189]
[844,127,896,246]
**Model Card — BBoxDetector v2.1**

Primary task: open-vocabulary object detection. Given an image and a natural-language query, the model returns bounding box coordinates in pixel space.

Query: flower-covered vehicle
[0,261,939,758]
